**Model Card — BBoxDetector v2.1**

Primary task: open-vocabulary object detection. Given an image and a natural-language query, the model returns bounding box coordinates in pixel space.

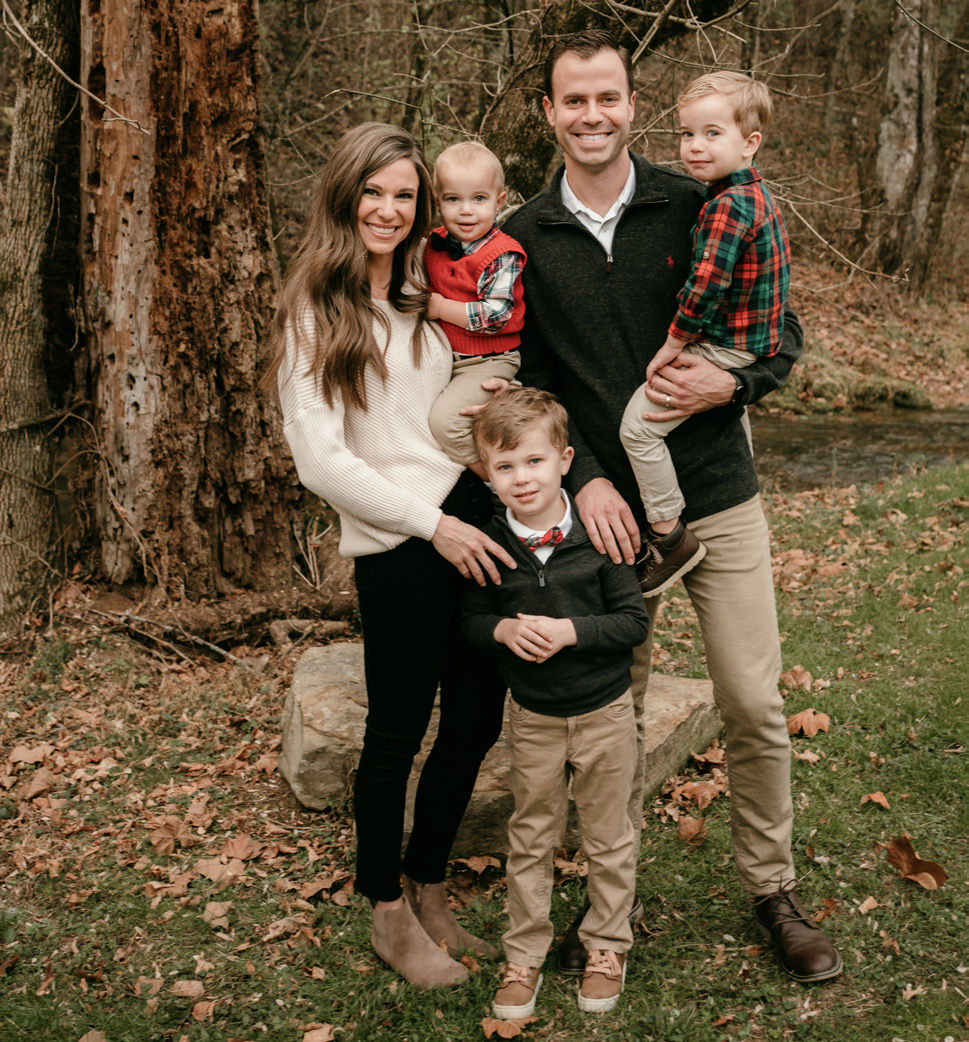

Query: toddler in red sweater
[425,141,526,478]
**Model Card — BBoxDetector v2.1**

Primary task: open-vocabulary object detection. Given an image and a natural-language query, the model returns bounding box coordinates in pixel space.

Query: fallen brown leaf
[221,834,263,861]
[202,901,233,929]
[149,816,197,855]
[814,897,838,922]
[886,835,947,889]
[171,980,205,998]
[793,748,822,763]
[780,665,813,692]
[860,791,890,810]
[303,1027,336,1042]
[481,1016,537,1039]
[858,896,879,914]
[786,708,830,737]
[196,856,246,883]
[192,1000,216,1021]
[78,1033,108,1042]
[24,766,54,800]
[677,816,707,847]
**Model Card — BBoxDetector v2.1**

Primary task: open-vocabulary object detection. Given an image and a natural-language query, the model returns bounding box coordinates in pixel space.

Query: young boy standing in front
[620,72,790,593]
[460,388,649,1018]
[425,141,526,479]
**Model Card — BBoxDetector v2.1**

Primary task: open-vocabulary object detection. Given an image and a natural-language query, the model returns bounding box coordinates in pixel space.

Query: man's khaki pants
[502,690,638,967]
[631,495,795,895]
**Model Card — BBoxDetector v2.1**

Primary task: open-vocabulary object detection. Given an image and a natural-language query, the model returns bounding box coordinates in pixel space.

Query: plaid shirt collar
[441,222,501,257]
[709,163,762,196]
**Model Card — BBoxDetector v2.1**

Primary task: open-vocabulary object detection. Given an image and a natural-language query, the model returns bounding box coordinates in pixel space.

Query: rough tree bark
[0,0,78,637]
[478,0,737,201]
[870,0,969,288]
[80,0,299,601]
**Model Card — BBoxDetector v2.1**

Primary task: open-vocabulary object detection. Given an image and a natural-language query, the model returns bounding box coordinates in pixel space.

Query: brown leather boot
[402,874,498,960]
[754,885,843,983]
[371,898,470,987]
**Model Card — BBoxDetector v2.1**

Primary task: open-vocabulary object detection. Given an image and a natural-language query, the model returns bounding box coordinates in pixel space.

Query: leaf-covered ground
[2,459,967,1042]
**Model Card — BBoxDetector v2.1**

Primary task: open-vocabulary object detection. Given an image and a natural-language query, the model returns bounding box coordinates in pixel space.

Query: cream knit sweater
[278,300,464,558]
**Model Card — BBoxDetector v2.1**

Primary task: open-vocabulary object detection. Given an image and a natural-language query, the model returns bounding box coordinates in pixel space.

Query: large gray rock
[280,642,721,856]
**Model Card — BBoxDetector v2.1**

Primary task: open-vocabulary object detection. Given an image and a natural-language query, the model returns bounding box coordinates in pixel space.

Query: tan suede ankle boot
[402,875,498,960]
[370,899,469,988]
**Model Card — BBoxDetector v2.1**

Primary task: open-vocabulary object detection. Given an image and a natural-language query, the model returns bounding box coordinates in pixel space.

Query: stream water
[748,408,969,492]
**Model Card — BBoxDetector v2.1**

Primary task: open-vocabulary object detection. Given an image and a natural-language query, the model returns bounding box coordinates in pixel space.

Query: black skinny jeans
[352,472,507,902]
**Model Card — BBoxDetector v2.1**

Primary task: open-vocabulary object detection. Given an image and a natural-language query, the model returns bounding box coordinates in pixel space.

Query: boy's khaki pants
[502,689,638,967]
[429,350,521,466]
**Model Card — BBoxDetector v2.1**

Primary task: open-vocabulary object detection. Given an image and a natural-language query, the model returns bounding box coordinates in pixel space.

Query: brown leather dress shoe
[754,886,843,983]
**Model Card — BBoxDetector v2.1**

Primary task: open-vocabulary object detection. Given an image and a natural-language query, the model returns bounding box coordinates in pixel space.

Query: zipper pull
[606,253,613,273]
[538,569,545,588]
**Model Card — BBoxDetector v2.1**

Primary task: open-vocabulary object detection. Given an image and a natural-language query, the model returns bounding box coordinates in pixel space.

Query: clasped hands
[495,613,577,663]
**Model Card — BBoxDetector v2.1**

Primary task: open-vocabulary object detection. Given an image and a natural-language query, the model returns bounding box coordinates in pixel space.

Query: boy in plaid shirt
[619,72,790,594]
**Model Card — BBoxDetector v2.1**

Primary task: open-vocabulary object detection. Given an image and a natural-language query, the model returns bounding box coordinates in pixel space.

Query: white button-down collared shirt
[560,162,637,256]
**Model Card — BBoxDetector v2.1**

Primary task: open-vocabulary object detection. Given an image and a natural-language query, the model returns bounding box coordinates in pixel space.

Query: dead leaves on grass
[885,835,948,890]
[786,708,830,737]
[481,1016,537,1038]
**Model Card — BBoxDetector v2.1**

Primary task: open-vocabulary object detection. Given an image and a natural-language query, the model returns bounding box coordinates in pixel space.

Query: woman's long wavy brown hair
[267,123,433,410]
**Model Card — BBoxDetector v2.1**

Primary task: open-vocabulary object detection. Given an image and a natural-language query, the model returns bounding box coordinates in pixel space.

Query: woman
[269,123,513,987]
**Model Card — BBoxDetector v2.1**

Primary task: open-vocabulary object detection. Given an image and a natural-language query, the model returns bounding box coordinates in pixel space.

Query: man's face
[543,49,636,175]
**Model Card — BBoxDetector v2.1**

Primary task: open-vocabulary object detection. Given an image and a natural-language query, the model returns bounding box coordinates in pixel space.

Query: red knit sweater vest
[424,227,526,355]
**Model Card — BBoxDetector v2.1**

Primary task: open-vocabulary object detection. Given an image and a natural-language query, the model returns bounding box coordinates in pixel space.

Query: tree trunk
[479,0,736,202]
[907,5,969,289]
[80,0,299,600]
[0,0,78,637]
[870,0,937,281]
[867,0,969,289]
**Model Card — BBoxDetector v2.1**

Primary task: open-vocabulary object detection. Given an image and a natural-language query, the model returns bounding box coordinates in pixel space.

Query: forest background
[0,0,967,630]
[0,2,968,1041]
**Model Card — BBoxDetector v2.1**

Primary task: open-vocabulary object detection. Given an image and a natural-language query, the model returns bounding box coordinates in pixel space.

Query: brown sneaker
[635,521,706,595]
[578,949,626,1013]
[493,963,543,1019]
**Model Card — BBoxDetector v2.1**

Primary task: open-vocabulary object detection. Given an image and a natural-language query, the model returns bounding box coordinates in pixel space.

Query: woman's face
[356,158,420,260]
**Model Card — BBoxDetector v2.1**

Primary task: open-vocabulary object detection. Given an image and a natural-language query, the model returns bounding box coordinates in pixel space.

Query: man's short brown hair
[472,387,570,461]
[543,29,634,101]
[678,71,773,140]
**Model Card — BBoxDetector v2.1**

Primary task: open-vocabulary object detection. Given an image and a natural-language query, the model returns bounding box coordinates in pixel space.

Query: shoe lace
[754,883,814,927]
[637,541,664,568]
[585,949,622,980]
[502,963,536,986]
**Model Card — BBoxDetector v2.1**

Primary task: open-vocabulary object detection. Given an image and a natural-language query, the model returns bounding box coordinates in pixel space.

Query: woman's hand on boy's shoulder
[432,513,515,586]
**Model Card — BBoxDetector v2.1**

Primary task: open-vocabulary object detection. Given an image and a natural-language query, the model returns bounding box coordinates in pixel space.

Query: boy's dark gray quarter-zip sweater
[459,503,649,717]
[502,151,803,532]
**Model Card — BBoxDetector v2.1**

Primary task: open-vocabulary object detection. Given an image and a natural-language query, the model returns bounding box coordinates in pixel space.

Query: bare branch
[0,0,150,134]
[894,0,969,53]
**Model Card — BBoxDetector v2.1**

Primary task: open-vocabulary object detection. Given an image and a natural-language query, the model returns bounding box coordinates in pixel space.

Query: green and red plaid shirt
[668,164,790,357]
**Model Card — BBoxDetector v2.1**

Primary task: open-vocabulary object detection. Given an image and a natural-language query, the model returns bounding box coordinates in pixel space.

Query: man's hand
[642,351,736,422]
[459,376,513,417]
[495,613,576,662]
[431,514,516,586]
[574,477,640,565]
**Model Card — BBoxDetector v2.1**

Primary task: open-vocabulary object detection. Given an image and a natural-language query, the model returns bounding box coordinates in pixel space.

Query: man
[502,29,841,984]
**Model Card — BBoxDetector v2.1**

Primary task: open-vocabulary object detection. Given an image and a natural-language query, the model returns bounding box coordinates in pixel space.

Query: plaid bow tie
[429,230,465,261]
[519,526,563,552]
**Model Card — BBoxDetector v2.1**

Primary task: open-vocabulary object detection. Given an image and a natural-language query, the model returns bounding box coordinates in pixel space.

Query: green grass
[1,461,967,1041]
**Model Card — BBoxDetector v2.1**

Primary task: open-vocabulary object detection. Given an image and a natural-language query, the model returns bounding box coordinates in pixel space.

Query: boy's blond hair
[678,71,773,141]
[472,387,569,462]
[432,140,505,195]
